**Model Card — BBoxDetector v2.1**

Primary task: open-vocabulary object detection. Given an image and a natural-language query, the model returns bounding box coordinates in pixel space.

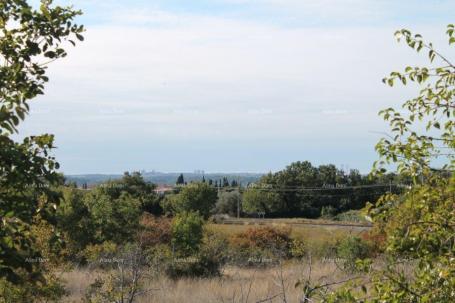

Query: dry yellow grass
[62,260,351,303]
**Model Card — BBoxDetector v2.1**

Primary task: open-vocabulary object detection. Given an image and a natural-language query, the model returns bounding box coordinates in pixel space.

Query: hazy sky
[20,0,455,174]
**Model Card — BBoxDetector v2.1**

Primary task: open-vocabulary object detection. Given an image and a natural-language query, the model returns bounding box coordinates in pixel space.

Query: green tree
[0,0,83,293]
[84,189,142,244]
[215,190,241,217]
[56,187,95,255]
[176,173,185,185]
[374,27,455,178]
[319,25,455,303]
[99,172,161,215]
[166,182,217,219]
[242,188,282,215]
[171,212,204,256]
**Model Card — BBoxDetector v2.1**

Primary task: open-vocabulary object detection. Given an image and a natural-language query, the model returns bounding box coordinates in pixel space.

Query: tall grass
[62,260,351,303]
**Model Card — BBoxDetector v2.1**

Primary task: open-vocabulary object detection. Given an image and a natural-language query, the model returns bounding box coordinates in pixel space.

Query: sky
[19,0,455,174]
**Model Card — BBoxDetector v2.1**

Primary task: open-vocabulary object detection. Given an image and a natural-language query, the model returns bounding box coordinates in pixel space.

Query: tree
[242,188,282,215]
[176,173,185,185]
[100,172,161,215]
[84,189,142,244]
[320,25,455,303]
[0,0,84,293]
[165,182,217,219]
[171,212,204,256]
[215,190,241,217]
[374,27,455,178]
[56,187,95,255]
[222,177,229,187]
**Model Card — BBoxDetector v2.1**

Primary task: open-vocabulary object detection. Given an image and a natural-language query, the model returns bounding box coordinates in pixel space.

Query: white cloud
[17,5,454,173]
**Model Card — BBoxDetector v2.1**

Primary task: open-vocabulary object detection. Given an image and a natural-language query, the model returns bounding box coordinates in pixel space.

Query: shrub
[229,226,292,261]
[334,210,367,223]
[83,241,118,267]
[320,206,337,219]
[360,229,386,256]
[307,240,338,260]
[290,238,306,258]
[336,236,372,272]
[171,212,204,256]
[83,244,150,303]
[138,213,172,248]
[164,232,228,279]
[0,274,66,303]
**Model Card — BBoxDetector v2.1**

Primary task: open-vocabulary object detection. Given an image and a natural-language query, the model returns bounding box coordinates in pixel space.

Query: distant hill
[65,171,264,186]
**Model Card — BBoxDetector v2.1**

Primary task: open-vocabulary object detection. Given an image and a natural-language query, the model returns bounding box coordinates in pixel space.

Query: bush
[334,210,367,223]
[164,232,228,279]
[0,274,66,303]
[83,241,118,268]
[290,238,306,258]
[336,236,372,272]
[306,241,338,260]
[138,214,172,248]
[229,226,293,262]
[320,205,337,219]
[171,212,204,256]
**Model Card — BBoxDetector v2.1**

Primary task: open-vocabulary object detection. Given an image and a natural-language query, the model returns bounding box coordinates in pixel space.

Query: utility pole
[237,177,241,219]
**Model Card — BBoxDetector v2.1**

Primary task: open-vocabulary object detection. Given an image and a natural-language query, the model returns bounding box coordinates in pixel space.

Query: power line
[215,183,410,192]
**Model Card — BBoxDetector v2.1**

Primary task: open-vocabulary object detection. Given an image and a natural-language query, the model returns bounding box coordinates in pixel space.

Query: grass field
[207,218,369,248]
[62,260,352,303]
[62,219,371,302]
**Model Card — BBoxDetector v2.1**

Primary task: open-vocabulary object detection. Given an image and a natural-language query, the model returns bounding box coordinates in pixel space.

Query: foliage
[56,187,95,257]
[0,274,67,303]
[171,212,205,256]
[57,176,155,256]
[83,244,151,303]
[374,26,455,177]
[247,162,406,218]
[335,236,372,272]
[165,232,228,279]
[0,0,83,291]
[138,213,172,248]
[164,182,217,219]
[176,173,185,185]
[321,25,455,303]
[83,241,118,266]
[334,210,367,223]
[214,190,241,216]
[229,226,292,260]
[320,205,337,219]
[289,238,306,258]
[84,189,142,244]
[242,188,282,214]
[97,172,161,215]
